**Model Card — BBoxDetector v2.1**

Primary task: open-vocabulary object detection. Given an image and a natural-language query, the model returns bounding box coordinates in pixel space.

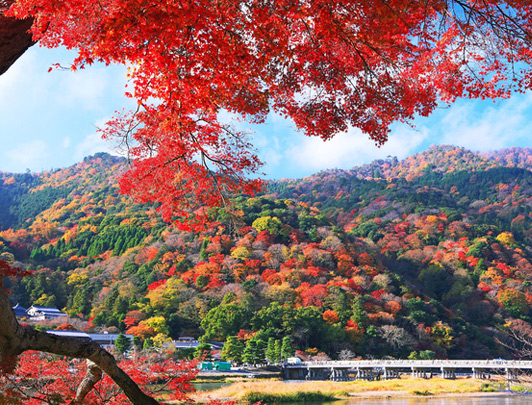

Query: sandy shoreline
[190,378,515,403]
[346,390,512,399]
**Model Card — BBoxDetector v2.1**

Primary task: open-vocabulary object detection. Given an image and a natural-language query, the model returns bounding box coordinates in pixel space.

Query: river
[316,397,531,405]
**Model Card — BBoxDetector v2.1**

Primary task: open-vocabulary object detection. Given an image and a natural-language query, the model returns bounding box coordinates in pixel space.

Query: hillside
[3,145,532,360]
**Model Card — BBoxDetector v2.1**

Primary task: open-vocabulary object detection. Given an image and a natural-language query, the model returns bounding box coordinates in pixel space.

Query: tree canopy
[3,0,532,228]
[3,1,532,403]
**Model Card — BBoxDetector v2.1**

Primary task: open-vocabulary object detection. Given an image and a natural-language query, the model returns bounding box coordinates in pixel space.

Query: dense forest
[3,145,532,361]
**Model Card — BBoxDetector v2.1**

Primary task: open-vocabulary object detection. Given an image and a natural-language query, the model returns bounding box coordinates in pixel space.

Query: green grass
[480,383,500,392]
[241,391,339,404]
[412,389,433,396]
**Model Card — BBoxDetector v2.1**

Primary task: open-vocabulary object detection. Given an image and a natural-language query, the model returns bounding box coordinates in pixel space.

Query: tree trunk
[0,0,35,76]
[0,287,160,404]
[74,360,103,403]
[0,6,162,404]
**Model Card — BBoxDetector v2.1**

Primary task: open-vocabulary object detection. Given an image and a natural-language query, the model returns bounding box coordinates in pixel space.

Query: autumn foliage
[0,260,32,291]
[5,146,532,368]
[0,351,199,404]
[5,1,532,228]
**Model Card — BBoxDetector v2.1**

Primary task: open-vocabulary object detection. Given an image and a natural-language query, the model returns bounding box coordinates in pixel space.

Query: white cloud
[0,46,134,172]
[0,49,46,110]
[438,94,532,151]
[4,141,50,172]
[285,125,428,175]
[57,66,125,110]
[74,130,115,161]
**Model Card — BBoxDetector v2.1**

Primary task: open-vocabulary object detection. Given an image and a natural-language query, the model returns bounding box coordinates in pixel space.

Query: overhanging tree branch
[0,0,35,75]
[0,264,160,405]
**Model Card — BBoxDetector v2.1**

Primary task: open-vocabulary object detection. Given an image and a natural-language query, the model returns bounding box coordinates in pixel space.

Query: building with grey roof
[27,305,68,321]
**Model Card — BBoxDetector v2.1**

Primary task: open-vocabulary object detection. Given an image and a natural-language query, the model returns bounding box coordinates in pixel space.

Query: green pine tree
[274,339,282,363]
[266,337,276,363]
[143,338,154,351]
[194,342,212,361]
[115,333,131,354]
[352,296,369,328]
[243,339,257,365]
[199,237,210,261]
[221,336,244,364]
[255,338,266,365]
[281,336,293,360]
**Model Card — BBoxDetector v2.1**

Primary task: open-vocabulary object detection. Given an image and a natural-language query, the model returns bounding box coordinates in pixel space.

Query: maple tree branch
[495,322,532,360]
[0,0,35,76]
[73,360,103,404]
[0,285,160,405]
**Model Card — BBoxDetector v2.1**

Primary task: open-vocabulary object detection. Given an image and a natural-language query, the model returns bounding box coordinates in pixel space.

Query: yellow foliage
[430,321,454,348]
[496,232,516,246]
[67,273,89,285]
[153,333,173,348]
[231,246,250,260]
[144,316,169,335]
[0,252,15,262]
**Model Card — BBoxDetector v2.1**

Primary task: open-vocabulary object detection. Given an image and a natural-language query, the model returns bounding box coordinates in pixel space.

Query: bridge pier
[441,368,456,379]
[382,368,399,380]
[329,368,349,381]
[411,367,429,379]
[355,367,376,380]
[505,368,518,384]
[306,368,329,380]
[283,367,306,380]
[472,368,489,379]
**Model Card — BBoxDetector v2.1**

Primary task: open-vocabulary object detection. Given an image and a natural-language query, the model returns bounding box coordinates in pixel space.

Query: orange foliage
[323,309,340,324]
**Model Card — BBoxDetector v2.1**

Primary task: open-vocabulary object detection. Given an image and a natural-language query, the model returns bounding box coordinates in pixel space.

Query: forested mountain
[3,145,532,360]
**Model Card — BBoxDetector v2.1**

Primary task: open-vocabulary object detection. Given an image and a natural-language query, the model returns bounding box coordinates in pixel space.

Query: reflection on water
[316,397,531,405]
[193,382,230,392]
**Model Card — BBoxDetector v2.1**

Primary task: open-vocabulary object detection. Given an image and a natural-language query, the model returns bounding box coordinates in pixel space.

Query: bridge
[281,359,532,381]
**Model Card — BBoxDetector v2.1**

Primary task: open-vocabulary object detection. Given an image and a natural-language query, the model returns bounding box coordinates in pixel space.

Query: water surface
[193,382,231,392]
[316,397,530,405]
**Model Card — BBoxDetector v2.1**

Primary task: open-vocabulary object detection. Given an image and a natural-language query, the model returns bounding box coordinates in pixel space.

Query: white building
[27,305,68,321]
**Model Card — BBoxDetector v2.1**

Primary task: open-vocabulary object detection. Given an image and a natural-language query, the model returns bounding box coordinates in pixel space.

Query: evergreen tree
[70,288,91,317]
[112,296,129,319]
[274,339,282,363]
[113,237,124,256]
[221,336,244,365]
[281,336,293,360]
[132,336,142,350]
[243,336,266,366]
[199,237,210,261]
[352,296,369,328]
[142,338,154,351]
[115,333,131,354]
[266,337,275,363]
[243,339,257,365]
[256,337,266,365]
[194,342,212,361]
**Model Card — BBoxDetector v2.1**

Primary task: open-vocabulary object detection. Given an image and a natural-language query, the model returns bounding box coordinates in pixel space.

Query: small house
[214,361,231,371]
[198,362,213,370]
[27,305,68,321]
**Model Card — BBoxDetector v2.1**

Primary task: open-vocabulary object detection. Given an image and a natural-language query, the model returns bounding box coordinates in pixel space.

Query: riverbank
[195,367,281,383]
[191,378,507,403]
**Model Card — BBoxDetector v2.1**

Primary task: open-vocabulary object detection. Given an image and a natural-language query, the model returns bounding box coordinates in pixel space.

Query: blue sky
[1,45,532,179]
